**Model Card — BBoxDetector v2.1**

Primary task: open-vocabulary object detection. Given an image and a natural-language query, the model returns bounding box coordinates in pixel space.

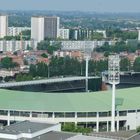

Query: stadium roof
[0,87,140,112]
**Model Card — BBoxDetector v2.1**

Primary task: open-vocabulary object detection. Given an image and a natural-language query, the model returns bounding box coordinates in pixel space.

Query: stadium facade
[0,87,140,132]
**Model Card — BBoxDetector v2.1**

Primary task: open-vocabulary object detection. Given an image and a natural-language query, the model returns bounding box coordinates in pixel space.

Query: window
[77,112,87,117]
[99,112,108,117]
[65,112,75,118]
[10,111,19,116]
[0,110,8,115]
[128,110,136,113]
[87,112,96,117]
[119,111,127,116]
[55,112,64,118]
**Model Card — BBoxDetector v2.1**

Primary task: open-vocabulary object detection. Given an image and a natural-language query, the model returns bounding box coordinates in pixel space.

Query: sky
[0,0,140,12]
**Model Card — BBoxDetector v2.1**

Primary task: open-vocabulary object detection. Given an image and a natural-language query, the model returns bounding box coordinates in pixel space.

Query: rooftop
[0,121,76,140]
[0,121,55,134]
[0,87,139,112]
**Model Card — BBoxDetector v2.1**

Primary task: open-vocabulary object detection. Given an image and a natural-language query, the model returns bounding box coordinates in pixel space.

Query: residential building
[31,16,45,42]
[138,30,140,41]
[54,51,84,60]
[44,16,60,39]
[60,40,116,51]
[0,14,8,38]
[8,27,31,36]
[31,16,60,42]
[59,28,70,40]
[0,40,37,52]
[60,41,96,51]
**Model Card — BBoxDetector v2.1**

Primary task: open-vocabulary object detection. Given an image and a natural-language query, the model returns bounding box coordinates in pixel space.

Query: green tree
[16,74,33,82]
[41,53,48,58]
[1,57,18,69]
[133,57,140,72]
[37,41,50,50]
[36,62,48,77]
[4,76,13,82]
[29,64,37,77]
[120,58,131,71]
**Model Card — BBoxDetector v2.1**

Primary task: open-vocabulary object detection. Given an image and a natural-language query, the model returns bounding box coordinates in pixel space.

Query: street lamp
[108,55,120,132]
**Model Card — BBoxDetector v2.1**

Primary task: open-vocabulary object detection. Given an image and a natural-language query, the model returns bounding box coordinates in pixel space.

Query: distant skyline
[0,0,140,13]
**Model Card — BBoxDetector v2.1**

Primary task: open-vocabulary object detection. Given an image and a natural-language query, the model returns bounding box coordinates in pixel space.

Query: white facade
[96,30,107,38]
[31,16,44,42]
[8,27,31,36]
[60,41,116,51]
[31,16,60,42]
[0,15,8,38]
[0,109,140,132]
[0,40,37,52]
[58,29,69,40]
[61,41,96,51]
[0,121,61,140]
[138,30,140,41]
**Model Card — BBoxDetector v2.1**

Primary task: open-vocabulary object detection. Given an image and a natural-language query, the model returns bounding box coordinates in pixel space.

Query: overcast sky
[0,0,140,12]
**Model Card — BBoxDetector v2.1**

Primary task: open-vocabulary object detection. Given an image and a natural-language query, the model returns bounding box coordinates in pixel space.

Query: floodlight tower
[84,41,92,92]
[108,55,120,132]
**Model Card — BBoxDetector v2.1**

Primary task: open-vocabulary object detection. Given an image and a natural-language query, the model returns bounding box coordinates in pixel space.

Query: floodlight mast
[108,55,120,132]
[84,41,92,92]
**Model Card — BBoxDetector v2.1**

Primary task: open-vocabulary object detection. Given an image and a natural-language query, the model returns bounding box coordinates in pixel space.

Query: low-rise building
[8,27,31,36]
[60,41,116,51]
[58,28,69,40]
[0,40,37,52]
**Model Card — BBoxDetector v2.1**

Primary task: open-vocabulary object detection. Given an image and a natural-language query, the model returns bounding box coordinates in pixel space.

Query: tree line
[96,41,140,54]
[29,56,108,78]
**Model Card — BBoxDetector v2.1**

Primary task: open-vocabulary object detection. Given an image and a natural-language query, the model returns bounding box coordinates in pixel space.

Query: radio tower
[108,55,120,132]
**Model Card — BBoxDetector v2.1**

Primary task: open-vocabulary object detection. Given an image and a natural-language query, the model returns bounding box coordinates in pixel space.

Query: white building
[0,121,113,140]
[138,30,140,41]
[58,29,69,40]
[8,27,31,36]
[0,40,37,52]
[44,16,60,39]
[96,30,107,38]
[0,14,8,38]
[31,16,60,42]
[31,16,45,42]
[60,41,96,51]
[0,87,140,132]
[60,40,116,51]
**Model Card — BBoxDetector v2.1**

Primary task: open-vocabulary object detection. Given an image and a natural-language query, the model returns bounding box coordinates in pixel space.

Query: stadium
[0,87,139,132]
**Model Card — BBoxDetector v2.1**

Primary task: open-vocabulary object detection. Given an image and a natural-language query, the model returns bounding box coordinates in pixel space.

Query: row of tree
[29,56,140,79]
[106,29,138,40]
[96,41,140,53]
[29,56,108,78]
[37,41,61,54]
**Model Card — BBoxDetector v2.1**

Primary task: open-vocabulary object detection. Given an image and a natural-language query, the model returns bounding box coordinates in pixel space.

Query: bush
[137,126,140,133]
[62,123,92,134]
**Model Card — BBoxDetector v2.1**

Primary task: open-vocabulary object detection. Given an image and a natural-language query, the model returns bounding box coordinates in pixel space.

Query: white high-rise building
[31,16,44,42]
[138,30,140,41]
[0,14,8,38]
[31,16,60,42]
